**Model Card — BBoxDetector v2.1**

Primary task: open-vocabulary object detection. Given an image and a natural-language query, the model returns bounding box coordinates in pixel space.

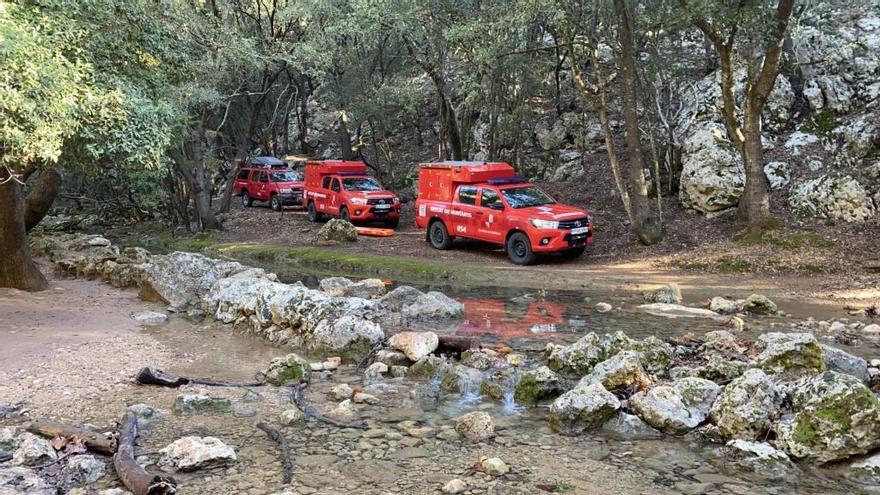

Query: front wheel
[507,231,536,265]
[429,221,453,250]
[307,201,321,222]
[241,191,253,207]
[270,194,282,211]
[384,218,400,229]
[339,206,351,222]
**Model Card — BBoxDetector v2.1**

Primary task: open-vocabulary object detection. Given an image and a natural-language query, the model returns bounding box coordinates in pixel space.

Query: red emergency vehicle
[302,160,401,228]
[233,156,304,211]
[414,161,593,265]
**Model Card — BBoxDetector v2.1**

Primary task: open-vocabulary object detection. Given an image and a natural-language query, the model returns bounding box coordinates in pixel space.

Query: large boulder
[545,333,605,375]
[753,332,825,378]
[709,369,784,440]
[203,274,384,351]
[513,366,565,405]
[679,122,745,214]
[774,371,880,463]
[643,283,682,304]
[549,382,620,434]
[158,437,236,471]
[319,277,386,299]
[741,294,777,315]
[849,452,880,486]
[141,251,262,311]
[820,345,869,382]
[789,175,875,223]
[630,377,721,435]
[699,330,746,360]
[262,354,312,385]
[315,219,358,243]
[724,440,794,479]
[581,351,651,391]
[388,331,439,361]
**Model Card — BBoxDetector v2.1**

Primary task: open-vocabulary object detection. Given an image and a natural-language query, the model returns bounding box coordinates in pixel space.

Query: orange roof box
[418,161,516,201]
[305,160,368,188]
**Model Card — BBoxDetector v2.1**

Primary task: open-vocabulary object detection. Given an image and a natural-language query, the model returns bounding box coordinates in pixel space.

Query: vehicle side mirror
[489,202,505,211]
[399,197,411,204]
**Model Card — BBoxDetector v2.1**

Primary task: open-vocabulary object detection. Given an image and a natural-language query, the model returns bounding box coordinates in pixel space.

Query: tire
[428,220,453,250]
[307,201,321,222]
[560,246,586,259]
[385,218,400,229]
[270,194,282,211]
[339,206,351,222]
[506,231,536,265]
[241,191,253,207]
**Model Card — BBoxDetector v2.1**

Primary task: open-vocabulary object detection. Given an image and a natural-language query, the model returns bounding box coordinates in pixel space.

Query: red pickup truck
[233,156,304,211]
[302,160,401,227]
[414,161,593,265]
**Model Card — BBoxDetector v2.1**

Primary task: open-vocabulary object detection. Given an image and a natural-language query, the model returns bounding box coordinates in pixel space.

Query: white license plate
[374,204,391,210]
[571,226,589,235]
[280,189,292,194]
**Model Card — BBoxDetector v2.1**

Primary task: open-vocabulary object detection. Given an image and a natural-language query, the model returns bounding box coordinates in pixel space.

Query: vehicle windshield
[500,186,556,208]
[342,177,382,191]
[270,171,301,182]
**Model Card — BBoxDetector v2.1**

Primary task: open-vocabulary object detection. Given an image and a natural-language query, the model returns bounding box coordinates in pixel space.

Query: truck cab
[233,156,304,211]
[302,160,401,228]
[414,161,593,265]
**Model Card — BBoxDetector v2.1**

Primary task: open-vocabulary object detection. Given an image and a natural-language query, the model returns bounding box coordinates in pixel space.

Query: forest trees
[678,0,797,230]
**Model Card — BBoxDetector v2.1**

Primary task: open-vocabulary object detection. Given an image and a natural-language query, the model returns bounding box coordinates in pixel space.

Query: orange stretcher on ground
[355,227,394,237]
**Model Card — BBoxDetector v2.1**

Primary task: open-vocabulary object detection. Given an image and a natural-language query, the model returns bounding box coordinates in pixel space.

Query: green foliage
[802,110,842,138]
[0,2,86,167]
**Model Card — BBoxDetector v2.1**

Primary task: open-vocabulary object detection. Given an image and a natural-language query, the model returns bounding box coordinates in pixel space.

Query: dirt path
[0,267,172,421]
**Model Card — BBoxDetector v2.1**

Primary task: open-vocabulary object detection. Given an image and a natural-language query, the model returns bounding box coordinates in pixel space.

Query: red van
[414,161,593,265]
[302,160,401,227]
[233,156,304,211]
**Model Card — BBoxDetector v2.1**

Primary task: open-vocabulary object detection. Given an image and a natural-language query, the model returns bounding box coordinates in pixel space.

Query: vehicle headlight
[350,197,367,205]
[529,218,559,229]
[393,197,400,204]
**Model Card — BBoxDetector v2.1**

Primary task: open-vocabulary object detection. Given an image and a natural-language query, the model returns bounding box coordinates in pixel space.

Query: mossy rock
[514,366,565,405]
[263,353,312,386]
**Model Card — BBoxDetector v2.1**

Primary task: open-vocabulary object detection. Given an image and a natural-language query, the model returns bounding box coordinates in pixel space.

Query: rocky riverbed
[1,233,878,495]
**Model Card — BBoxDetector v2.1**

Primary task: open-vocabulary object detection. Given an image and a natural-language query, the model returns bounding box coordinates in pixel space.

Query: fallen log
[291,383,367,429]
[135,367,264,388]
[26,420,117,456]
[113,412,177,495]
[256,422,293,484]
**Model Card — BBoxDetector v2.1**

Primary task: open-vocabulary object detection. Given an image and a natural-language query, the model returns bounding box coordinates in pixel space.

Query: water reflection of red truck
[414,161,593,265]
[456,298,587,339]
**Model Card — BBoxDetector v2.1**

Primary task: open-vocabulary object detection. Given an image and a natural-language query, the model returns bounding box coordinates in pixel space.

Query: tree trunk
[740,109,771,229]
[615,0,662,245]
[24,167,61,232]
[0,168,48,291]
[191,123,220,230]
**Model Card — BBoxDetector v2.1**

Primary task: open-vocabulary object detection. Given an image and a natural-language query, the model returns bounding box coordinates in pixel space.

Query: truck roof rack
[249,156,287,168]
[487,176,526,185]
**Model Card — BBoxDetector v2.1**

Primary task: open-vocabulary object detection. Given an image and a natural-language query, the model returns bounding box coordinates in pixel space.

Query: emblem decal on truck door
[419,204,426,217]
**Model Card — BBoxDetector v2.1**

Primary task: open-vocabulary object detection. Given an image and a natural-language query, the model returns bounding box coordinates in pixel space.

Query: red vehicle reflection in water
[455,298,590,340]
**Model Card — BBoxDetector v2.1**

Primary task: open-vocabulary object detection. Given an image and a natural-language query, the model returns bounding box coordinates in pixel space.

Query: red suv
[414,161,593,265]
[302,160,401,228]
[233,156,304,211]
